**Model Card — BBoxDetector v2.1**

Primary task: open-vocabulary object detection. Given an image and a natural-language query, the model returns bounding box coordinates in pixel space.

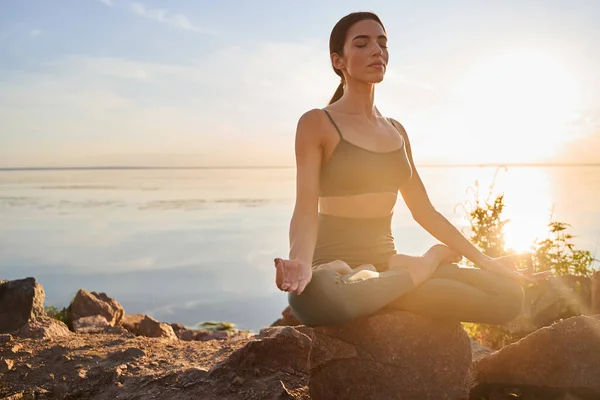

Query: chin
[368,76,385,85]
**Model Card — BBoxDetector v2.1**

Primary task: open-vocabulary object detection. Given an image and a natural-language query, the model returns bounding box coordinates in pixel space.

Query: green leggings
[288,263,524,327]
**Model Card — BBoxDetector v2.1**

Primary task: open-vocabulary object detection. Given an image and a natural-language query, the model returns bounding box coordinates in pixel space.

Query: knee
[287,268,349,327]
[488,280,524,324]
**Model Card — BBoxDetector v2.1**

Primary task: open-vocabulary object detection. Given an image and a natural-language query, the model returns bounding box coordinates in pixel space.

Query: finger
[515,271,536,284]
[275,261,284,286]
[296,277,311,295]
[288,280,300,293]
[296,280,308,295]
[282,270,296,290]
[497,267,534,284]
[532,270,553,281]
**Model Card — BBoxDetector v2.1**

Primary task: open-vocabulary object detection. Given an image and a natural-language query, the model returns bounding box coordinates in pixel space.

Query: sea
[1,165,599,332]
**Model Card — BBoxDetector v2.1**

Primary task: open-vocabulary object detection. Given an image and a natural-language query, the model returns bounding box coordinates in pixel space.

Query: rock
[108,347,146,361]
[0,358,15,373]
[270,306,302,327]
[68,289,124,327]
[308,311,471,400]
[211,326,312,376]
[72,315,111,334]
[137,315,178,340]
[502,275,592,335]
[120,313,145,335]
[0,333,13,344]
[470,338,494,362]
[177,328,197,341]
[0,278,45,333]
[473,315,600,396]
[170,323,186,333]
[16,315,71,339]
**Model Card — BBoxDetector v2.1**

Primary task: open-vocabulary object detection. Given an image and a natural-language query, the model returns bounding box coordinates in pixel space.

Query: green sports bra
[320,109,413,197]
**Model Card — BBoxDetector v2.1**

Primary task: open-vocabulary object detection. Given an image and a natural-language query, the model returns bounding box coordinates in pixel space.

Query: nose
[372,44,384,55]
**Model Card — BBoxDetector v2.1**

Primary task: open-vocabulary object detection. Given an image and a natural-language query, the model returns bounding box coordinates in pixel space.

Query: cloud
[0,41,336,167]
[129,2,203,32]
[29,29,41,37]
[98,0,114,6]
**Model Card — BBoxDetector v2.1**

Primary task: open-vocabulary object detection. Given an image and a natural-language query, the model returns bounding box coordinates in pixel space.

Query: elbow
[411,206,438,225]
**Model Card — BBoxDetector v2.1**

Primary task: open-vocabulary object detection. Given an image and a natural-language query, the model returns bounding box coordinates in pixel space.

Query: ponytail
[328,80,344,105]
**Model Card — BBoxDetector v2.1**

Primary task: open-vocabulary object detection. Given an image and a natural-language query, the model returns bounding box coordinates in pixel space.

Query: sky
[1,0,600,167]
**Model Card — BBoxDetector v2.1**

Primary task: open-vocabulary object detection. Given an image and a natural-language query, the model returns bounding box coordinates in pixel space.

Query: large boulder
[67,289,124,328]
[211,326,312,375]
[208,326,312,399]
[473,315,600,398]
[17,315,71,339]
[271,306,302,327]
[0,278,46,333]
[308,310,472,400]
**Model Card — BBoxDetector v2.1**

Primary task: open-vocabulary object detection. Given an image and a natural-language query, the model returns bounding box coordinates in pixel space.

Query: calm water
[1,166,599,332]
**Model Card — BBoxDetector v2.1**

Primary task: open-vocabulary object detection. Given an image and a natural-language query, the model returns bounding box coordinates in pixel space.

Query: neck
[337,78,378,121]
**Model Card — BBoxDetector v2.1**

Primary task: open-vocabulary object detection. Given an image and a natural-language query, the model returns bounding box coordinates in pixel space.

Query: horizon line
[2,162,600,171]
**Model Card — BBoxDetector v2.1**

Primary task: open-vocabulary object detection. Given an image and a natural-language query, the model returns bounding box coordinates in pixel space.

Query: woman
[274,11,549,327]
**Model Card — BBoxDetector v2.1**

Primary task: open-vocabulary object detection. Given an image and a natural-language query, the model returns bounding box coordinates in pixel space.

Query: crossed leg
[287,245,523,327]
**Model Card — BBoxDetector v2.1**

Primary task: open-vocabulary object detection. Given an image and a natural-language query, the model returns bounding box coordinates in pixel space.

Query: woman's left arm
[390,119,538,283]
[389,119,486,263]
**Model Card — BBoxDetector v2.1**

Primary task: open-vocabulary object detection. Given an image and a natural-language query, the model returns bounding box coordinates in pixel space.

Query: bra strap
[322,109,344,139]
[388,117,401,132]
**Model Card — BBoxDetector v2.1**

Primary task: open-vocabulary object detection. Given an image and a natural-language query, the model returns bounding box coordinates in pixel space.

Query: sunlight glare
[453,48,581,163]
[499,169,554,253]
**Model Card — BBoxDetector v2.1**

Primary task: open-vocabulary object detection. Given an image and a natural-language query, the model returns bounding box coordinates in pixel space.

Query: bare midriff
[318,192,398,218]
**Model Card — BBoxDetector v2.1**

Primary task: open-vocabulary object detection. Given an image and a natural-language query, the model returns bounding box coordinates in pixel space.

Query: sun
[452,48,581,163]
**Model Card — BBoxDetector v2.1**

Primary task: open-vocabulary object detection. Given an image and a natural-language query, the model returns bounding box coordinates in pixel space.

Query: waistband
[313,212,396,270]
[317,213,393,230]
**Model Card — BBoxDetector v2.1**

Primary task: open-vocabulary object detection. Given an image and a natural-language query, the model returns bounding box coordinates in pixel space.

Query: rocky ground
[2,276,600,400]
[0,328,309,400]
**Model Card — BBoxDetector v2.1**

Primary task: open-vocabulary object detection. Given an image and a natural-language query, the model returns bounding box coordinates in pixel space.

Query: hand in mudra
[274,258,312,295]
[478,254,553,284]
[274,258,376,295]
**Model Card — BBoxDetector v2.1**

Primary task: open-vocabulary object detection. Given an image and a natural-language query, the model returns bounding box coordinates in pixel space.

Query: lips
[368,61,385,68]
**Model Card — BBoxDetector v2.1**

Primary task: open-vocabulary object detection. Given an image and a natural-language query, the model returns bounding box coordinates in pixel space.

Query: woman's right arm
[274,110,324,295]
[289,109,323,264]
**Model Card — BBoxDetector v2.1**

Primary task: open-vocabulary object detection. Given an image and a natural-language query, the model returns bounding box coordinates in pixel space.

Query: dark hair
[328,12,386,105]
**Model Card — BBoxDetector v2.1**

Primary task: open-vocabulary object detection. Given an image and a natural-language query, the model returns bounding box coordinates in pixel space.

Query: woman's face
[334,19,389,85]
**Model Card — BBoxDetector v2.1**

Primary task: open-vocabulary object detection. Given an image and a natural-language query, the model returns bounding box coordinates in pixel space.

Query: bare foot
[387,245,462,286]
[353,264,377,273]
[426,244,462,265]
[313,260,353,275]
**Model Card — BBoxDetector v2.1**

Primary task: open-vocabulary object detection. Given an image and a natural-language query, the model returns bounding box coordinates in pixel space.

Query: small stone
[0,358,15,373]
[149,361,159,367]
[0,333,13,344]
[233,375,245,385]
[10,344,23,354]
[281,365,294,374]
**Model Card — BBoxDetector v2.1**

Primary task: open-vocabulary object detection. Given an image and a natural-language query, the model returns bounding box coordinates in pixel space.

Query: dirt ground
[0,331,309,400]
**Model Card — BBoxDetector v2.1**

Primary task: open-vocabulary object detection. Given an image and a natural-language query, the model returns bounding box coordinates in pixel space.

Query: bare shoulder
[296,108,327,145]
[388,117,409,139]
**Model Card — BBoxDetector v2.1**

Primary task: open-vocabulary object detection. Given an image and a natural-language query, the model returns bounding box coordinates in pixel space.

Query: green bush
[459,169,597,349]
[45,305,69,325]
